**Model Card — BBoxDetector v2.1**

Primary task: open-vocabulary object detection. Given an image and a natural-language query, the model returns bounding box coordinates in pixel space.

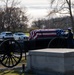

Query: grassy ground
[0,56,35,75]
[0,68,34,75]
[25,33,29,37]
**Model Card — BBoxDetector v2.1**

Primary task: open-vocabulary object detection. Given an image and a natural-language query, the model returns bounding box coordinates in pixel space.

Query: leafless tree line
[31,16,72,30]
[0,0,74,33]
[48,0,74,32]
[0,0,28,32]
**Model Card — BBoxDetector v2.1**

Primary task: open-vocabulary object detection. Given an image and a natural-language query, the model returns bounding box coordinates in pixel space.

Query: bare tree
[0,10,5,31]
[0,0,28,32]
[31,19,47,29]
[2,0,20,31]
[48,0,74,32]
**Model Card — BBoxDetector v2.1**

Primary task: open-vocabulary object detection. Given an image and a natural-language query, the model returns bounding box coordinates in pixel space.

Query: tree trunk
[68,0,74,33]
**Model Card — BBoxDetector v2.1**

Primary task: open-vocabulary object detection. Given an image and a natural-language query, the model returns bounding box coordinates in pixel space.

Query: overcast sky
[20,0,49,19]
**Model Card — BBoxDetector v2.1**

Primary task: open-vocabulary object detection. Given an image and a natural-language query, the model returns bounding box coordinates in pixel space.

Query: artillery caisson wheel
[0,39,22,68]
[48,37,67,48]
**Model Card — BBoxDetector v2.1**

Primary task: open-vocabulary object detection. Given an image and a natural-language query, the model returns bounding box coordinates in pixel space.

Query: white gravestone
[26,48,74,75]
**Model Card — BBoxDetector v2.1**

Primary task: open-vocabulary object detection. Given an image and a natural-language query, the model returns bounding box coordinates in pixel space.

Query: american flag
[29,29,64,40]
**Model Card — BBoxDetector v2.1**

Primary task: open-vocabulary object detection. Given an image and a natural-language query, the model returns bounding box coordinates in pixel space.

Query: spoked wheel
[0,39,22,68]
[48,37,67,48]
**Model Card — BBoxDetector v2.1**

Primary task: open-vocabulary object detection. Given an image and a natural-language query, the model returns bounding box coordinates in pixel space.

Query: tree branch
[66,0,69,5]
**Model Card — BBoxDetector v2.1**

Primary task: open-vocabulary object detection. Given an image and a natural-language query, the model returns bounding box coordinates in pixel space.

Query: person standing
[67,28,73,48]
